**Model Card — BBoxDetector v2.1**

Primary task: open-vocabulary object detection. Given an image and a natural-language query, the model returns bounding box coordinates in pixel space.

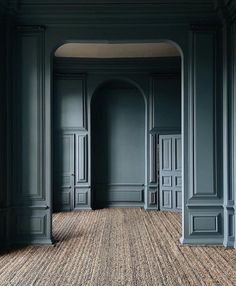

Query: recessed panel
[149,189,157,205]
[175,176,182,187]
[174,137,182,171]
[175,191,182,209]
[162,176,172,187]
[191,214,219,234]
[75,135,88,184]
[162,138,172,171]
[228,214,234,237]
[162,190,172,208]
[17,215,46,236]
[17,30,44,200]
[75,190,88,205]
[54,76,86,129]
[193,31,216,197]
[61,135,74,173]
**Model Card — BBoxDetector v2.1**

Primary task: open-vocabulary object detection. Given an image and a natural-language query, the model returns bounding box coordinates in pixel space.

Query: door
[54,134,75,211]
[159,134,182,212]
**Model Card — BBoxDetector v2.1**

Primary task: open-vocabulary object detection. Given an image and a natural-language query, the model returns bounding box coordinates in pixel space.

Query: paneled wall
[53,58,181,211]
[12,26,52,244]
[53,74,89,210]
[0,6,6,247]
[0,0,235,249]
[222,12,236,248]
[91,81,145,207]
[182,27,224,244]
[148,75,181,209]
[229,16,236,249]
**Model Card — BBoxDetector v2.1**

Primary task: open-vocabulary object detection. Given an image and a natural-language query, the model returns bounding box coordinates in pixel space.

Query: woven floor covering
[0,209,236,286]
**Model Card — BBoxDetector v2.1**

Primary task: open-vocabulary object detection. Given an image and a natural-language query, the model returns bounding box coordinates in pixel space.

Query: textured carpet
[0,209,236,286]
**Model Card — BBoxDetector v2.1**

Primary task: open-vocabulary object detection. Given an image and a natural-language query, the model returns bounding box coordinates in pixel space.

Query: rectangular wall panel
[16,27,45,201]
[94,184,144,206]
[75,134,88,184]
[152,76,181,129]
[148,189,157,206]
[149,134,157,184]
[190,212,221,235]
[13,27,52,245]
[192,31,217,198]
[75,188,91,209]
[54,134,74,211]
[161,138,172,171]
[228,214,234,237]
[54,75,86,130]
[12,209,51,244]
[162,190,172,208]
[175,190,182,209]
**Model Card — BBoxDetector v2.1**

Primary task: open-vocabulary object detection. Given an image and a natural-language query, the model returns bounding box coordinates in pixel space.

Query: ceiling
[55,42,180,58]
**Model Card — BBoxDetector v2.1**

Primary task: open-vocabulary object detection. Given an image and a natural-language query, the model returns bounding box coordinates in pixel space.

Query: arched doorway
[91,80,146,208]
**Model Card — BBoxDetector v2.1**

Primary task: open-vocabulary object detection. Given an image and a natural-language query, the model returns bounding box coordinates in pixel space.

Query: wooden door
[54,134,75,211]
[159,134,182,212]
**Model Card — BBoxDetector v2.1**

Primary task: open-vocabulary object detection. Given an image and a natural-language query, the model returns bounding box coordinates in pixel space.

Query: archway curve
[90,76,148,106]
[52,39,184,60]
[90,79,146,208]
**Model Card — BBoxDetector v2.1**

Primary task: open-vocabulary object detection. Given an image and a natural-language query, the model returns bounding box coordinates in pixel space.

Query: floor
[0,209,236,286]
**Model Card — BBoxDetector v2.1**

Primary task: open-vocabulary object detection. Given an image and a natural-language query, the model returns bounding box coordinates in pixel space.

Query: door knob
[71,173,75,176]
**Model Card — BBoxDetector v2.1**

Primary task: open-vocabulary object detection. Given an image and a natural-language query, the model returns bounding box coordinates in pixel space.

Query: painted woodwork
[159,135,182,212]
[181,27,224,245]
[91,81,145,207]
[12,26,52,244]
[53,60,181,210]
[0,0,235,248]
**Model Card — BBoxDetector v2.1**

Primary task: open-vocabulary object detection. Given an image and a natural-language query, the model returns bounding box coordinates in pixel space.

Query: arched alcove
[91,80,146,208]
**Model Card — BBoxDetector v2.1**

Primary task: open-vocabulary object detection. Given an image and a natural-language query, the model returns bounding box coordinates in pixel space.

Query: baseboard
[223,239,235,248]
[180,237,224,246]
[94,202,144,209]
[11,238,54,246]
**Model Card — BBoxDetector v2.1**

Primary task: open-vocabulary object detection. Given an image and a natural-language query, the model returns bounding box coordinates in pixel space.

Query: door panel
[159,134,182,212]
[54,134,75,211]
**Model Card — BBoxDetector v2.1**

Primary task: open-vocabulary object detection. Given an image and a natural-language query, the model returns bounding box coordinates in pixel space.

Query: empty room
[0,0,236,285]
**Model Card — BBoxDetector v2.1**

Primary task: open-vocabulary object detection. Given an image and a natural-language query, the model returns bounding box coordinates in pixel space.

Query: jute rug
[0,209,235,286]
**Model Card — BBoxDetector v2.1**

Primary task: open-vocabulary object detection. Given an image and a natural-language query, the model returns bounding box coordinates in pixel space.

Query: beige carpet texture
[0,209,236,286]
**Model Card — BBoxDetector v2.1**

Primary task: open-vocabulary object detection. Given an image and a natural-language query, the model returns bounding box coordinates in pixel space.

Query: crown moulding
[13,1,220,26]
[15,0,215,15]
[4,0,236,24]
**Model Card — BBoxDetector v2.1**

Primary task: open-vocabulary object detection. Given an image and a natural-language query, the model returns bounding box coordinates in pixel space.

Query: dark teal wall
[221,2,236,248]
[53,58,181,209]
[152,75,181,130]
[0,6,6,247]
[92,81,145,207]
[2,0,236,248]
[233,18,236,249]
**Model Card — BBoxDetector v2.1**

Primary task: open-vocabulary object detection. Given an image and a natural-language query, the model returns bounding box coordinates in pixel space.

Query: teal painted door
[159,134,182,212]
[54,134,75,211]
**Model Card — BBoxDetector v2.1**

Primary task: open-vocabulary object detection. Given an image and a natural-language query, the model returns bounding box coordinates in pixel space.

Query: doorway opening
[52,41,183,234]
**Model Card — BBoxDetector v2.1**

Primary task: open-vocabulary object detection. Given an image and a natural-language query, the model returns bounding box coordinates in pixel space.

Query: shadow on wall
[91,80,145,208]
